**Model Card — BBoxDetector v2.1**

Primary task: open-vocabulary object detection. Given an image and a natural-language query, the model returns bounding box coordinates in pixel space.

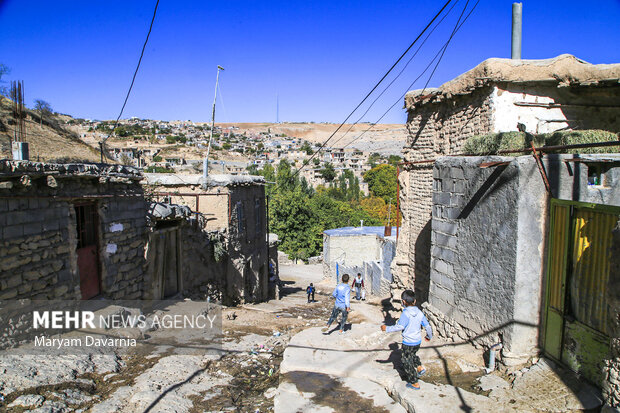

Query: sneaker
[406,382,420,390]
[321,324,330,332]
[417,366,427,377]
[339,330,345,334]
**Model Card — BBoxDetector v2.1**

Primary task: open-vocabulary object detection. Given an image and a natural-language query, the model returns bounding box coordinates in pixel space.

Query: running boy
[324,274,351,334]
[381,290,432,390]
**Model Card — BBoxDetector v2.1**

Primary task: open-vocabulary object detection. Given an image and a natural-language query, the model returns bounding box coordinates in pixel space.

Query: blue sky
[1,0,619,124]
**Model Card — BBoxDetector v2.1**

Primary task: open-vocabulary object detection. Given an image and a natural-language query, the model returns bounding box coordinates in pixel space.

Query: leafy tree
[145,166,174,173]
[368,152,382,168]
[222,143,232,150]
[320,162,336,182]
[363,164,397,203]
[34,99,53,126]
[301,141,313,155]
[152,155,162,162]
[388,154,402,166]
[246,164,259,175]
[313,157,320,166]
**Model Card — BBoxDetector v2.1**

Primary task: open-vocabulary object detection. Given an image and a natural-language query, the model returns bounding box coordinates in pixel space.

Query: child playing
[306,283,315,303]
[381,290,432,390]
[324,273,351,334]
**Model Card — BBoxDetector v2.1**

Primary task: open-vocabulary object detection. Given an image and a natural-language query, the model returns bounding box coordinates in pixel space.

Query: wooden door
[75,203,100,299]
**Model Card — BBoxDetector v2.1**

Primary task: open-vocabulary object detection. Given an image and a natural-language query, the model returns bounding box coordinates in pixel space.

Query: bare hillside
[214,122,407,154]
[0,99,104,163]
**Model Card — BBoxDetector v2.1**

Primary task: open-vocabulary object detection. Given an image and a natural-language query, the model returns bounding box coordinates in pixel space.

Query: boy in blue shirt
[323,273,351,334]
[306,283,315,303]
[381,289,432,390]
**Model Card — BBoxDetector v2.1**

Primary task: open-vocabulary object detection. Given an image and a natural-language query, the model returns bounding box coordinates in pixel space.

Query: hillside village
[1,2,620,413]
[65,116,405,193]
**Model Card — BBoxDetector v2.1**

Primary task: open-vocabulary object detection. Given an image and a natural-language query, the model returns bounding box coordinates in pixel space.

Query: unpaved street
[0,264,603,412]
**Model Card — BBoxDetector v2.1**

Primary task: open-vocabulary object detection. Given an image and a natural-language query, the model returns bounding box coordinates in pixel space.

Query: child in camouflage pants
[381,290,433,390]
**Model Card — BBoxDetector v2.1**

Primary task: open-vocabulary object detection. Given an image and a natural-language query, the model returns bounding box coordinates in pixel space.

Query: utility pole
[204,65,224,179]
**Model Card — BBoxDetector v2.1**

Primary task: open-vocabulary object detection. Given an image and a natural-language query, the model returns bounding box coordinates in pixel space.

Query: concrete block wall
[393,88,494,300]
[0,198,80,300]
[428,157,520,350]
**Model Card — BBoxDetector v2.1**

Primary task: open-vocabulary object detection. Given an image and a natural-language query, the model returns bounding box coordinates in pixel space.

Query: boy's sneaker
[417,366,427,377]
[339,330,345,334]
[406,382,420,390]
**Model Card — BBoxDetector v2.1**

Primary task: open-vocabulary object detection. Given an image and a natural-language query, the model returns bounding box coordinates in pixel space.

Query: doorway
[75,203,101,299]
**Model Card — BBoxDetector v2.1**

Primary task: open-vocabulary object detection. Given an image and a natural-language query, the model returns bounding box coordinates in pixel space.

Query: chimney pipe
[511,3,522,59]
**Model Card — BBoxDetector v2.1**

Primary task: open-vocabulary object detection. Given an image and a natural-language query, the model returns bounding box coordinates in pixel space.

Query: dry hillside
[0,99,104,163]
[214,122,407,154]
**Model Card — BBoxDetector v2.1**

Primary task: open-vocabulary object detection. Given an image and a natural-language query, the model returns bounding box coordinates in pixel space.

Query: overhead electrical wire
[100,0,160,159]
[340,0,480,152]
[280,0,455,186]
[327,0,462,150]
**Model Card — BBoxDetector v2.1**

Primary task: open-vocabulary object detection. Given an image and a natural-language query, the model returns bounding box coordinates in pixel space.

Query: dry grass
[0,99,105,163]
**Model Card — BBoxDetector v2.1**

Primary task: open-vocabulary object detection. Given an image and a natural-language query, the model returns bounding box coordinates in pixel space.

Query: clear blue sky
[1,0,619,124]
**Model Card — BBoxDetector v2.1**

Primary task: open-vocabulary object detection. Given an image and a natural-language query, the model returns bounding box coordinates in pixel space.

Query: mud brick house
[393,54,620,406]
[144,173,270,304]
[394,54,620,300]
[0,161,147,300]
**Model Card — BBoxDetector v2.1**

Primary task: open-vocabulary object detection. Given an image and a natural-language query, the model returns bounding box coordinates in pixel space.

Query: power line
[328,0,462,149]
[101,0,160,160]
[282,0,455,185]
[340,0,479,152]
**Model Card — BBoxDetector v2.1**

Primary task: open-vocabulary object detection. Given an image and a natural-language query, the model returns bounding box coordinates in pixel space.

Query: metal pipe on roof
[511,3,522,59]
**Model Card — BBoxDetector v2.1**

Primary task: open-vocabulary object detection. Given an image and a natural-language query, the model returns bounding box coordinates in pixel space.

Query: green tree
[320,162,336,182]
[152,155,162,162]
[368,152,382,168]
[363,164,397,203]
[301,141,313,155]
[388,154,402,166]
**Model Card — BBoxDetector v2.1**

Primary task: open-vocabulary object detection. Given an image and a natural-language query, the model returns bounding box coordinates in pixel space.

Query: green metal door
[544,200,617,386]
[543,203,570,360]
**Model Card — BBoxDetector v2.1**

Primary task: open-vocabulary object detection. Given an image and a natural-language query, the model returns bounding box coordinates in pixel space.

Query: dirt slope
[0,99,103,163]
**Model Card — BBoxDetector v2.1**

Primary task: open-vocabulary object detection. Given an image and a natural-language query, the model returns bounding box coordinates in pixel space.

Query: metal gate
[543,199,618,386]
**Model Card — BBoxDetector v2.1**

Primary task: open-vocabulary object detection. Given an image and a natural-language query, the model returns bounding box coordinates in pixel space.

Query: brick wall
[393,87,494,300]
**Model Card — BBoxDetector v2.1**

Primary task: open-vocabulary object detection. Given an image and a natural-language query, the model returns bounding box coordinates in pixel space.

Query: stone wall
[0,198,79,300]
[0,162,147,301]
[98,197,147,299]
[393,87,494,301]
[603,221,620,407]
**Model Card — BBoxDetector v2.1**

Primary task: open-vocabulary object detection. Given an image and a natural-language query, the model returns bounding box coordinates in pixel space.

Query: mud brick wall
[0,198,80,300]
[393,87,494,301]
[98,197,147,299]
[180,224,228,301]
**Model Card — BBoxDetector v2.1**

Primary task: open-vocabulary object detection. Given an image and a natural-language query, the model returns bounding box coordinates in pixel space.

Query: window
[236,201,246,233]
[255,198,262,236]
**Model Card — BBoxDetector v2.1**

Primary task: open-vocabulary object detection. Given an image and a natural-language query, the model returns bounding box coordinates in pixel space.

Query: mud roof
[0,160,142,180]
[405,54,620,108]
[144,173,265,187]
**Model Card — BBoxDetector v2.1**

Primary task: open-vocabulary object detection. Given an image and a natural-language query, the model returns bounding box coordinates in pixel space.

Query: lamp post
[204,65,225,179]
